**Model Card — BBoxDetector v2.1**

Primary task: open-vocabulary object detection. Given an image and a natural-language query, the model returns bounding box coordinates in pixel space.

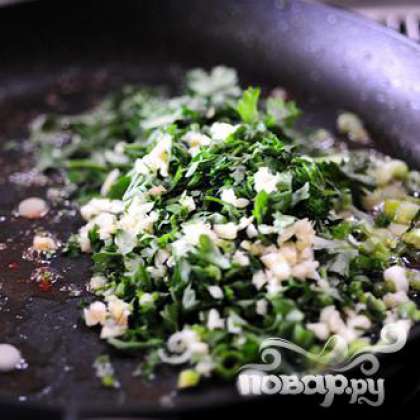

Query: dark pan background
[1,0,420,418]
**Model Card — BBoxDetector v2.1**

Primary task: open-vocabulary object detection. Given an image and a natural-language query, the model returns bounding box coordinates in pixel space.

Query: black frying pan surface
[1,0,420,418]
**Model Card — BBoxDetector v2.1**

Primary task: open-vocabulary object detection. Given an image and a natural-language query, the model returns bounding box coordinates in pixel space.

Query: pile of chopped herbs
[31,67,420,389]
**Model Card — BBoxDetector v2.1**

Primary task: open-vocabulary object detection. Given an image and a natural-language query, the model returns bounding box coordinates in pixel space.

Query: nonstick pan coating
[1,0,420,418]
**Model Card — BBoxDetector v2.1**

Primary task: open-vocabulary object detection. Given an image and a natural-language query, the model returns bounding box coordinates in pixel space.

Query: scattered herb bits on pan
[31,67,420,388]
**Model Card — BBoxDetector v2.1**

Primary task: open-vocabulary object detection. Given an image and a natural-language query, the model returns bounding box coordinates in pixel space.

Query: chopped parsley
[32,67,420,388]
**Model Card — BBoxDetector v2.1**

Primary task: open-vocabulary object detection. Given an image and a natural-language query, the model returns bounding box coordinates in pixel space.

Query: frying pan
[1,0,420,418]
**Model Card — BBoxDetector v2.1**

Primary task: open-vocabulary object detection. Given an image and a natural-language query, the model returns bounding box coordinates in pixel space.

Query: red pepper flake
[30,266,59,292]
[38,277,53,292]
[8,261,19,271]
